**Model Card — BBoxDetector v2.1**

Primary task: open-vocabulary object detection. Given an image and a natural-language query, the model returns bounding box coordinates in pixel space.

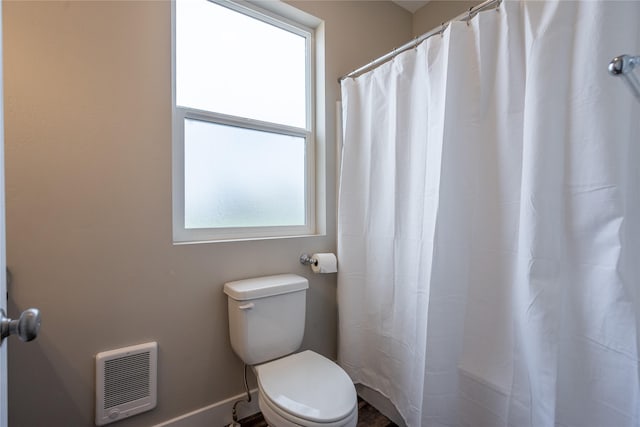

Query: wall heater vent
[95,342,157,426]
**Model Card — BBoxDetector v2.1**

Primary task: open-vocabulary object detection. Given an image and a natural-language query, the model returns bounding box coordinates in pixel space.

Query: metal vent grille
[104,352,150,409]
[96,342,157,426]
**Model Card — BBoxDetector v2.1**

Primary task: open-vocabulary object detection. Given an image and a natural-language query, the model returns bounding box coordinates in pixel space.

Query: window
[172,0,320,242]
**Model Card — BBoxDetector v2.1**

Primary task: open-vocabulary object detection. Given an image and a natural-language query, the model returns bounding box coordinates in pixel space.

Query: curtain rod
[338,0,502,83]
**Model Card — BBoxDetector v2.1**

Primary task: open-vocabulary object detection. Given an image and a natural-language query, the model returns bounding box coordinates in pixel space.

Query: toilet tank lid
[224,274,309,301]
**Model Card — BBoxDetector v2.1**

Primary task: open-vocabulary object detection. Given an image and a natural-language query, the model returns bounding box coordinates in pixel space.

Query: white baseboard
[153,389,259,427]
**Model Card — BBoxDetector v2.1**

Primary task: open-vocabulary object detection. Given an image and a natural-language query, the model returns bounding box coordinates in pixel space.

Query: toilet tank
[224,274,308,365]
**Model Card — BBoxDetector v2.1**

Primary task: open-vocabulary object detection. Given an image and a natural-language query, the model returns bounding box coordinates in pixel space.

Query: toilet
[224,274,358,427]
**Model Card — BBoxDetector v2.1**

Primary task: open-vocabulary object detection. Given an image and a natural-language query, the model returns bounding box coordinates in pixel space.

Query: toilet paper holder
[299,253,318,266]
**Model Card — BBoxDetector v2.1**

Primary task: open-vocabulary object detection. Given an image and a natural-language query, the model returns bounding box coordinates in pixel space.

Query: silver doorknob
[0,308,41,342]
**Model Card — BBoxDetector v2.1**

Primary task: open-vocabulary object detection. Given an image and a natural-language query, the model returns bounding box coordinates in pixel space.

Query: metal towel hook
[609,54,640,102]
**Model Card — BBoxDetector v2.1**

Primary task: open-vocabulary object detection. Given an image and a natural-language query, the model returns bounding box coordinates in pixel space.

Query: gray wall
[413,0,482,36]
[3,1,412,426]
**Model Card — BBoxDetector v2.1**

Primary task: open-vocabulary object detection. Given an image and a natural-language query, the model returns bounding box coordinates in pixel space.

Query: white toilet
[224,274,358,427]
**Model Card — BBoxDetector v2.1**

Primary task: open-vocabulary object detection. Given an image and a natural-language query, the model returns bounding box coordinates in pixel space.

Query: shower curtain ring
[440,22,446,37]
[467,7,473,25]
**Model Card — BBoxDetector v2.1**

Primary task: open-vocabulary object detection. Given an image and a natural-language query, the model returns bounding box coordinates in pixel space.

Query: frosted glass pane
[176,0,307,129]
[184,118,306,229]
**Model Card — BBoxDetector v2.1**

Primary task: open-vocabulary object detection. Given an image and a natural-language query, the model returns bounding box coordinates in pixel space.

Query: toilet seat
[255,350,357,426]
[259,392,358,427]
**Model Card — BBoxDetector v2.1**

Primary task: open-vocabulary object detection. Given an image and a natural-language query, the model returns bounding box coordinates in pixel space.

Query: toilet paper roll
[311,253,338,274]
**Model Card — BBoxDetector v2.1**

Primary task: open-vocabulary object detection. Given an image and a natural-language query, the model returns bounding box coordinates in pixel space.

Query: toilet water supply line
[230,364,252,426]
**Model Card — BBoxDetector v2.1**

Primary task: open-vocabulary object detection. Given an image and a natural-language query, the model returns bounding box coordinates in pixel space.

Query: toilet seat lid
[255,350,357,423]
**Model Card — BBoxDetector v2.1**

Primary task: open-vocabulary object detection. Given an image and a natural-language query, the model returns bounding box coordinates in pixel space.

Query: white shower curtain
[338,1,640,426]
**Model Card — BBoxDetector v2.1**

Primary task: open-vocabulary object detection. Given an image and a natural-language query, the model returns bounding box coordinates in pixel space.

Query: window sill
[172,232,327,246]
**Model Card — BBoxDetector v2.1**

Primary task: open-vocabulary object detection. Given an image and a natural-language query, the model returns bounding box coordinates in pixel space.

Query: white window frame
[172,0,319,243]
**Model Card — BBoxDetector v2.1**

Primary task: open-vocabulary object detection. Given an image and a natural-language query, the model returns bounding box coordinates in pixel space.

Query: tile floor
[237,397,398,427]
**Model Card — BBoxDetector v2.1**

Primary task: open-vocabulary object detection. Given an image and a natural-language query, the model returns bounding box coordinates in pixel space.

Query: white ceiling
[392,0,430,13]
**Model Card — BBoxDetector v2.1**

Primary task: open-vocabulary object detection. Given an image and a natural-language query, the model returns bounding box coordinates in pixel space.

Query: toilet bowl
[255,351,358,427]
[224,274,358,427]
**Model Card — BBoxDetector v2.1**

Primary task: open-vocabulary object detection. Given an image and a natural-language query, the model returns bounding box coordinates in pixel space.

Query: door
[0,4,41,425]
[0,0,8,423]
